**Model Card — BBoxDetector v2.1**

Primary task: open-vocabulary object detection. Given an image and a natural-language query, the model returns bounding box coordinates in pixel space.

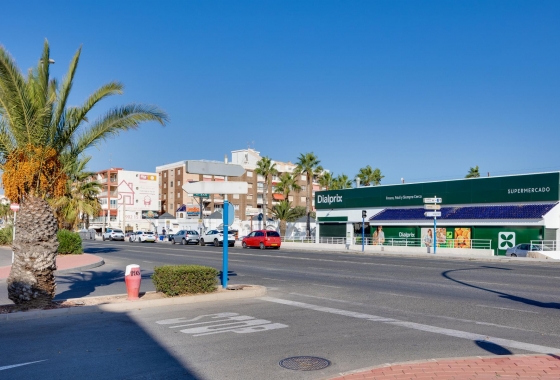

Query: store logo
[498,232,515,250]
[508,187,550,194]
[317,194,343,205]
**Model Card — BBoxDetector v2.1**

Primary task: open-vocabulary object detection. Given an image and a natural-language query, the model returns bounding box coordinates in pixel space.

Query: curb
[0,285,267,322]
[323,353,554,380]
[54,257,105,275]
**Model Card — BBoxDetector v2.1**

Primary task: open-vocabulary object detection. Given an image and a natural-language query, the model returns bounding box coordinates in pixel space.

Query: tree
[466,166,480,178]
[318,171,333,190]
[355,165,384,187]
[294,152,323,237]
[0,41,168,307]
[332,174,353,190]
[274,172,301,201]
[255,156,277,219]
[268,200,298,236]
[50,157,101,230]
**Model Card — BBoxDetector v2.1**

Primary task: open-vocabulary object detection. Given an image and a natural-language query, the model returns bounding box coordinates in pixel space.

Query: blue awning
[369,203,558,221]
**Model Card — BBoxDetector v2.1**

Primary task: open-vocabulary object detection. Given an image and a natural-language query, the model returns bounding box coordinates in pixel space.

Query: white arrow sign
[185,161,245,177]
[424,204,441,210]
[183,181,248,195]
[423,197,442,204]
[425,211,441,217]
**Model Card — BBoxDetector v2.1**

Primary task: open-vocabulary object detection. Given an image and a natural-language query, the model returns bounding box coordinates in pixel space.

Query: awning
[272,194,285,200]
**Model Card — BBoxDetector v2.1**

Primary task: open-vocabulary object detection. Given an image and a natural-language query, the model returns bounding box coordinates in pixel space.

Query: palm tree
[268,200,298,236]
[50,157,101,230]
[0,41,168,307]
[318,171,333,190]
[466,166,480,178]
[294,152,323,237]
[332,174,353,190]
[255,156,277,219]
[274,172,301,202]
[356,165,385,186]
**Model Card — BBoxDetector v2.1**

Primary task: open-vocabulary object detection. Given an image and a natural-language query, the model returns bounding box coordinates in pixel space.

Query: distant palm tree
[0,41,168,307]
[466,166,480,178]
[332,174,353,190]
[294,152,323,237]
[274,172,301,202]
[269,200,298,236]
[255,156,278,219]
[318,171,333,190]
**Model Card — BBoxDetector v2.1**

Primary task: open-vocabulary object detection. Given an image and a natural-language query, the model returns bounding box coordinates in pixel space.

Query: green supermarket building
[314,172,560,256]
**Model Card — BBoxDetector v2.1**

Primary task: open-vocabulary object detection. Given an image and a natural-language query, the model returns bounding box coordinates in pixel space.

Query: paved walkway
[329,354,560,379]
[0,253,104,280]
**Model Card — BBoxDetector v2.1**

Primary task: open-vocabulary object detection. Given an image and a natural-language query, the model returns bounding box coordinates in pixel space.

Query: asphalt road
[1,241,560,379]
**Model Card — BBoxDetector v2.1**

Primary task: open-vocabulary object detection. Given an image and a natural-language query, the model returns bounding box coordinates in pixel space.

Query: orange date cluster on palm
[2,145,67,203]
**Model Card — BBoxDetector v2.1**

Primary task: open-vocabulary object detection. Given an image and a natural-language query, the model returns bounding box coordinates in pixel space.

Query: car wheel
[242,242,247,249]
[172,239,176,244]
[200,239,205,246]
[229,243,234,247]
[109,237,113,241]
[214,239,219,247]
[511,253,517,257]
[102,236,105,241]
[182,238,186,245]
[260,242,265,250]
[129,237,132,242]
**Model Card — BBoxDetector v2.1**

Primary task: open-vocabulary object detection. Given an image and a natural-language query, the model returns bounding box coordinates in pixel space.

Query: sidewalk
[0,253,104,280]
[328,354,560,380]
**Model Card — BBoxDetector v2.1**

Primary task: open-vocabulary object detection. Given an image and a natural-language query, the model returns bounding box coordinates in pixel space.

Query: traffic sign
[184,160,245,177]
[10,203,19,212]
[424,204,441,210]
[183,181,248,195]
[423,197,442,203]
[193,193,210,198]
[425,211,441,217]
[225,202,234,225]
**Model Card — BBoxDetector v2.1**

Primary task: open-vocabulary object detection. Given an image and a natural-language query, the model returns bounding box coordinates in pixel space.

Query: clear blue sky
[1,1,559,184]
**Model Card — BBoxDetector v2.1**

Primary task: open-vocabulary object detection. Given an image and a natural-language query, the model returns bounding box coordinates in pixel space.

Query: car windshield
[112,229,123,233]
[146,232,154,234]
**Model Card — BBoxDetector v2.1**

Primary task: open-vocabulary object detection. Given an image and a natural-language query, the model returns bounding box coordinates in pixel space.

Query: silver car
[102,228,125,241]
[505,243,541,257]
[172,230,200,245]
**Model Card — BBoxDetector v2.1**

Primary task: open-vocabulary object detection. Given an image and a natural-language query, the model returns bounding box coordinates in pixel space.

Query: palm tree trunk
[306,174,311,237]
[280,220,287,236]
[7,196,59,308]
[263,181,268,220]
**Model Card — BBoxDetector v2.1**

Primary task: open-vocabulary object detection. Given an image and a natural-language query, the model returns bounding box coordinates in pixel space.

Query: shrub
[57,229,83,255]
[0,224,13,245]
[152,265,218,296]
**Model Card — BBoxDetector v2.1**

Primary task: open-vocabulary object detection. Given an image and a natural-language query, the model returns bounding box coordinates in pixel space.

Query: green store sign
[315,172,560,210]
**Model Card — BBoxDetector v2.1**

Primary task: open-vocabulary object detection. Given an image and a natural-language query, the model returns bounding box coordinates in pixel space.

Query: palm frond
[52,46,81,132]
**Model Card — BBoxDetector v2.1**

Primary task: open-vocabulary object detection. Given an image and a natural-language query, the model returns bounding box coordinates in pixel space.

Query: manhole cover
[279,356,331,371]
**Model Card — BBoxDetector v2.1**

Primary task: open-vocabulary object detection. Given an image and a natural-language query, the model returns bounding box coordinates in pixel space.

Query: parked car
[129,231,156,243]
[172,230,200,245]
[506,243,541,257]
[200,230,235,247]
[242,230,281,249]
[102,228,125,241]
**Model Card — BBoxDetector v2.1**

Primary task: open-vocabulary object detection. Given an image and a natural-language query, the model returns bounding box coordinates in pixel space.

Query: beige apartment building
[156,149,322,221]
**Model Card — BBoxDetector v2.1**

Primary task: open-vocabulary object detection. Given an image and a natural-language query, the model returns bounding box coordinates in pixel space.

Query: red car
[242,230,281,249]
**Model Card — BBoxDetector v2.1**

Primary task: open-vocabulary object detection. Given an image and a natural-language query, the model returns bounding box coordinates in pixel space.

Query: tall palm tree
[255,156,277,219]
[50,157,101,230]
[0,41,168,307]
[268,200,298,236]
[274,172,301,201]
[355,165,384,186]
[466,166,480,178]
[318,171,333,190]
[294,152,323,237]
[332,174,353,190]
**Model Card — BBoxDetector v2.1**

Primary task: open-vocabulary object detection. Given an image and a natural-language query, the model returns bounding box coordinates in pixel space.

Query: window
[233,204,240,210]
[288,196,294,202]
[233,194,239,199]
[177,168,180,174]
[301,185,306,191]
[170,181,173,187]
[247,171,253,177]
[177,193,180,198]
[267,231,280,237]
[164,172,167,178]
[110,199,117,209]
[170,203,174,209]
[163,194,166,200]
[301,174,307,181]
[178,180,181,186]
[247,195,253,200]
[164,183,166,189]
[301,197,306,203]
[100,198,108,205]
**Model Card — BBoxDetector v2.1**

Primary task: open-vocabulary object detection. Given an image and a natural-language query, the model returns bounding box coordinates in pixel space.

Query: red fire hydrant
[125,264,141,300]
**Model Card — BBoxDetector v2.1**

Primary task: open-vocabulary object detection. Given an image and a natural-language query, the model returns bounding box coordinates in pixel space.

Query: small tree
[255,156,277,219]
[269,200,298,236]
[466,166,480,178]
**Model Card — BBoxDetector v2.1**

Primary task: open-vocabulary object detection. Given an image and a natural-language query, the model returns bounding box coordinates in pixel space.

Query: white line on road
[0,360,47,371]
[312,284,342,288]
[260,296,560,354]
[375,292,423,299]
[475,304,539,314]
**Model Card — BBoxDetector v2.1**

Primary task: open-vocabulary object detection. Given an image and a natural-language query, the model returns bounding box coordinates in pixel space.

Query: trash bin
[125,264,141,300]
[159,235,164,241]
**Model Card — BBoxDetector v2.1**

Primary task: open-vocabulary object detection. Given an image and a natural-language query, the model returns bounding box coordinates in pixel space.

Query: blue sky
[1,1,559,184]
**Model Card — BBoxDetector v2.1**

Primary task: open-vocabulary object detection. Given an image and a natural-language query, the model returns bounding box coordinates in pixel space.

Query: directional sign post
[423,196,442,254]
[184,160,247,289]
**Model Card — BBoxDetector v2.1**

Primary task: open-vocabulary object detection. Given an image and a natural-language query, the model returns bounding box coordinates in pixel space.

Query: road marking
[312,284,342,288]
[375,292,423,299]
[0,360,47,371]
[475,304,539,314]
[156,312,287,336]
[262,278,287,281]
[259,296,560,354]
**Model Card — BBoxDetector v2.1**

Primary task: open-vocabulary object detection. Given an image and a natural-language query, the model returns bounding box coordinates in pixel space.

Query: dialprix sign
[315,172,560,210]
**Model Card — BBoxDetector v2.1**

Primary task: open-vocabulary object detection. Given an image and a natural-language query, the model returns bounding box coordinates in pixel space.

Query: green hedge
[152,265,218,296]
[0,224,13,245]
[57,229,83,255]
